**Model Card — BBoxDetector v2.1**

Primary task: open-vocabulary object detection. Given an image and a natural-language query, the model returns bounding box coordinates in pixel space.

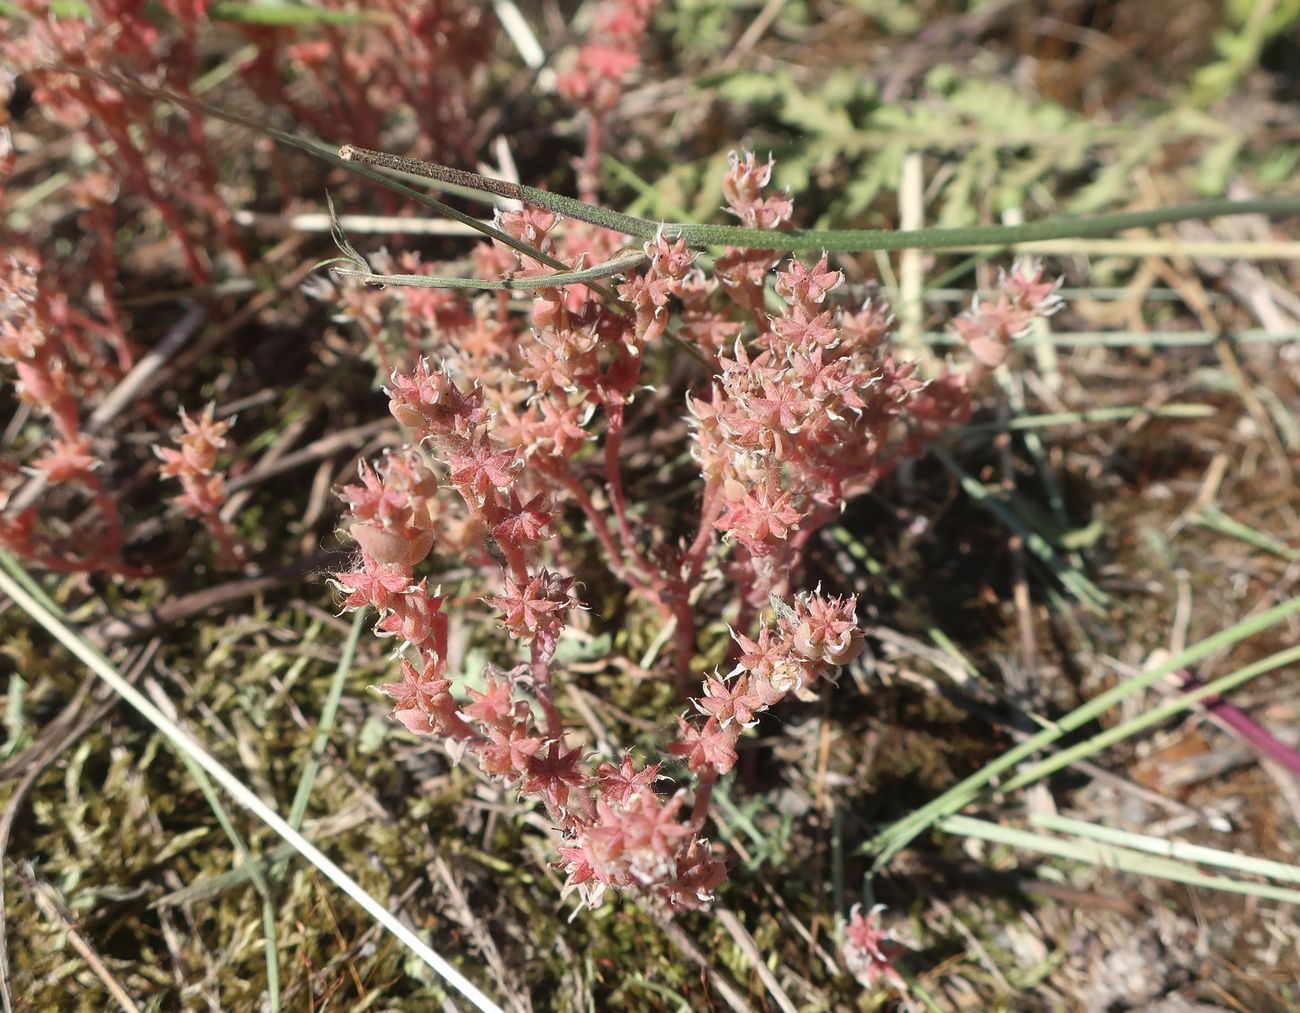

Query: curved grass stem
[338,144,1300,254]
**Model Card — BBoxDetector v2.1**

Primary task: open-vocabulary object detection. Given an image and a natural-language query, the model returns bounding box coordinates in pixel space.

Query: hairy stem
[602,403,657,585]
[337,144,1300,254]
[544,463,656,598]
[530,639,563,738]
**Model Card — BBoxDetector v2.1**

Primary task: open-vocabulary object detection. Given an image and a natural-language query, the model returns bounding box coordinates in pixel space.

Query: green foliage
[664,0,743,55]
[843,0,925,33]
[1192,0,1300,104]
[700,64,1294,226]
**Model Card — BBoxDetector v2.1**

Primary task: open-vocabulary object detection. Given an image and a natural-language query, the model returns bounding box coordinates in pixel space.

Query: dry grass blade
[14,862,142,1013]
[142,677,282,1011]
[0,552,503,1013]
[714,907,799,1013]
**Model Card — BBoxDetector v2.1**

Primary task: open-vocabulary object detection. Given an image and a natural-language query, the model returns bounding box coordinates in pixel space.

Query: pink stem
[1177,670,1300,779]
[578,112,605,203]
[531,639,564,738]
[689,768,718,831]
[202,510,243,568]
[545,463,658,600]
[682,476,722,583]
[602,403,658,583]
[97,125,208,284]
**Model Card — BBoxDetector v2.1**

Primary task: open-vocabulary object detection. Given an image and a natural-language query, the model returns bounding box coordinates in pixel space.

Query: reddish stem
[578,112,605,204]
[668,596,697,695]
[530,639,564,738]
[1176,670,1300,779]
[201,510,243,569]
[544,462,657,600]
[689,768,718,832]
[98,125,208,284]
[602,403,658,584]
[683,475,722,585]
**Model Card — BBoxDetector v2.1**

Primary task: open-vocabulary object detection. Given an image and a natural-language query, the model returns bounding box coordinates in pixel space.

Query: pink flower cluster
[556,0,658,199]
[686,154,976,604]
[0,249,129,575]
[842,904,906,992]
[334,356,577,743]
[321,152,1066,681]
[324,151,1064,917]
[713,152,796,319]
[693,258,911,572]
[670,591,865,778]
[556,0,656,117]
[952,260,1064,383]
[333,379,868,908]
[1,0,497,580]
[155,405,243,567]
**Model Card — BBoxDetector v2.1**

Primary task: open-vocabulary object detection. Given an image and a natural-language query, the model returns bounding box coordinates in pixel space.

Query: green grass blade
[997,642,1300,794]
[0,552,502,1013]
[930,446,1109,610]
[286,610,366,833]
[666,197,1300,252]
[0,0,89,13]
[209,2,393,25]
[866,596,1300,868]
[337,146,1300,253]
[957,403,1215,435]
[939,815,1300,905]
[340,145,656,239]
[1031,814,1300,884]
[1192,506,1299,562]
[331,251,650,292]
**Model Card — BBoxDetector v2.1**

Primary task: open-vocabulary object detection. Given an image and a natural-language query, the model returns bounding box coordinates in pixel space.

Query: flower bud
[351,522,434,568]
